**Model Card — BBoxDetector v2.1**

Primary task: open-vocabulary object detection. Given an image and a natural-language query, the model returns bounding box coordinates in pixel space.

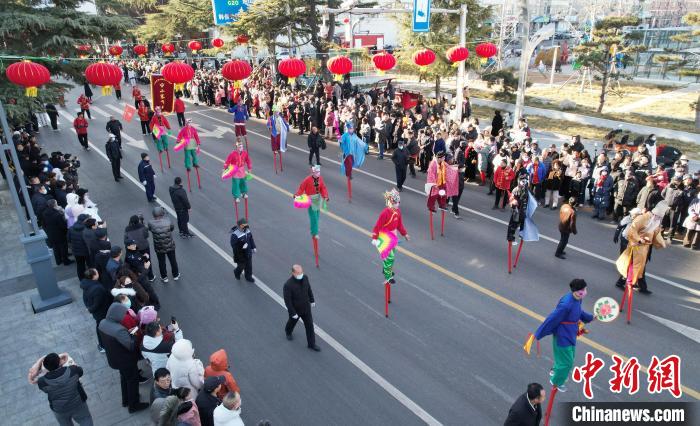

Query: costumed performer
[267,107,289,173]
[229,98,250,150]
[371,189,409,284]
[339,122,366,201]
[426,151,459,212]
[149,106,172,169]
[224,141,253,202]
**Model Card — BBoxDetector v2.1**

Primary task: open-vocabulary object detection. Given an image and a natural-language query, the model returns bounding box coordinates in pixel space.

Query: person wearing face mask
[682,192,700,249]
[533,279,594,393]
[371,189,410,284]
[283,264,320,351]
[231,218,256,283]
[223,142,252,203]
[138,153,157,203]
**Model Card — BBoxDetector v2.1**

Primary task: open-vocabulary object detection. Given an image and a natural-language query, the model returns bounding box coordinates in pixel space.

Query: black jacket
[82,227,98,264]
[504,393,542,426]
[124,224,150,251]
[37,366,87,414]
[307,132,324,151]
[105,139,121,162]
[230,227,256,262]
[42,208,68,244]
[138,160,155,184]
[99,303,139,370]
[67,222,89,257]
[195,391,221,426]
[31,192,49,223]
[169,184,190,211]
[105,119,123,137]
[148,217,175,253]
[392,147,409,169]
[283,275,315,317]
[54,188,68,209]
[80,278,111,321]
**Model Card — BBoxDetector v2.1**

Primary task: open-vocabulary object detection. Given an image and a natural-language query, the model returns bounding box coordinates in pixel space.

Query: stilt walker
[229,98,250,152]
[508,178,540,271]
[149,107,172,171]
[339,122,366,203]
[175,119,202,192]
[615,201,668,324]
[426,151,458,240]
[524,279,595,424]
[223,142,253,222]
[294,165,329,268]
[267,107,289,174]
[371,189,409,317]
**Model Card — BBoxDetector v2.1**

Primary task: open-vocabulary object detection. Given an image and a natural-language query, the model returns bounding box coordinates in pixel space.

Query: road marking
[63,131,443,425]
[638,311,700,345]
[474,375,513,403]
[679,304,700,313]
[190,110,700,297]
[193,143,700,401]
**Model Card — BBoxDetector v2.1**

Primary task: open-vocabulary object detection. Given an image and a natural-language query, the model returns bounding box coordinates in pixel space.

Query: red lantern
[84,62,122,96]
[446,46,469,64]
[236,35,250,45]
[133,44,147,57]
[327,55,352,81]
[212,38,224,48]
[475,42,497,59]
[278,58,306,85]
[161,43,175,56]
[108,45,123,57]
[372,52,396,74]
[162,61,195,92]
[5,60,51,97]
[188,40,202,53]
[76,44,91,52]
[412,49,436,70]
[222,60,252,88]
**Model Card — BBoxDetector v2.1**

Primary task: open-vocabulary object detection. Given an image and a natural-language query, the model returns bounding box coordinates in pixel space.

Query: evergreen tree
[670,12,700,130]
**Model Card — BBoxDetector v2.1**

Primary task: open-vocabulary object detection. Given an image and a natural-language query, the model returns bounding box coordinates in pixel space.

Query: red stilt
[312,237,319,268]
[387,282,391,304]
[234,200,239,222]
[626,285,634,324]
[244,137,249,152]
[384,282,389,318]
[429,211,435,240]
[273,152,278,174]
[440,210,445,237]
[543,385,558,426]
[514,239,524,268]
[279,152,283,171]
[620,262,634,324]
[165,149,171,168]
[244,198,249,221]
[508,242,513,274]
[346,177,352,203]
[186,170,192,192]
[195,167,201,189]
[158,151,164,172]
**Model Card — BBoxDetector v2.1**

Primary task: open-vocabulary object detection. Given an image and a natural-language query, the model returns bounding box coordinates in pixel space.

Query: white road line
[679,304,700,313]
[64,128,442,425]
[190,110,700,297]
[473,375,513,403]
[638,310,700,344]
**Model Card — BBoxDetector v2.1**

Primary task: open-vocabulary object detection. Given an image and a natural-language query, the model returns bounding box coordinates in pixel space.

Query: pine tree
[670,12,700,130]
[0,0,132,125]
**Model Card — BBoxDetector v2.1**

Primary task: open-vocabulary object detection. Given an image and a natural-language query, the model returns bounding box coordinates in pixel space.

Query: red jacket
[494,166,514,190]
[149,114,171,131]
[132,87,142,100]
[224,150,251,171]
[295,175,328,199]
[137,105,150,122]
[77,95,90,110]
[372,207,407,239]
[73,118,88,135]
[204,349,240,399]
[174,98,185,113]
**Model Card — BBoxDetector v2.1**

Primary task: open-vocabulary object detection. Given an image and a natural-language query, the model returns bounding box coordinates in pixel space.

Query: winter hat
[95,228,107,239]
[203,376,225,392]
[138,306,158,326]
[76,213,89,224]
[569,279,587,292]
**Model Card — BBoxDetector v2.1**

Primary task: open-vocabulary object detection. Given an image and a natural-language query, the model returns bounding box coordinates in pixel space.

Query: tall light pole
[455,4,468,123]
[513,0,530,122]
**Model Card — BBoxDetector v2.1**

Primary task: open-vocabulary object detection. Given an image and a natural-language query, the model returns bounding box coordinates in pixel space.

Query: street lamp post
[0,102,71,313]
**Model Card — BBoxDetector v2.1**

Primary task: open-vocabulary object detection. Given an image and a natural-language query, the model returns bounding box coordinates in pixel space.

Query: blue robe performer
[339,122,366,202]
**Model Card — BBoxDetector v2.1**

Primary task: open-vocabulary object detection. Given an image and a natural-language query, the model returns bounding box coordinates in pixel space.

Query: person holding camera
[141,318,183,375]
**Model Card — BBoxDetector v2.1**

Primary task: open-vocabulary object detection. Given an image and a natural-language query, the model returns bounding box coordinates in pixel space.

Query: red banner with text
[150,74,174,113]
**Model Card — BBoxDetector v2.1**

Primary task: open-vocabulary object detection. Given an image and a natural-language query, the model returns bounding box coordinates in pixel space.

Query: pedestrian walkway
[610,83,699,114]
[1,276,151,425]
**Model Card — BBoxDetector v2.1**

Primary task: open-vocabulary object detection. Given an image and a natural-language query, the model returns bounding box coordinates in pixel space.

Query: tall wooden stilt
[543,386,558,426]
[186,170,192,192]
[312,237,319,268]
[514,239,524,268]
[165,149,171,168]
[508,242,513,274]
[429,211,435,240]
[234,200,239,222]
[347,177,352,203]
[440,210,445,236]
[195,167,201,189]
[244,198,249,221]
[158,151,164,172]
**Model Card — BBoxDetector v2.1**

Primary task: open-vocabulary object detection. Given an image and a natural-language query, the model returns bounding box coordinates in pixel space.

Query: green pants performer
[534,279,594,391]
[295,166,329,238]
[224,142,252,202]
[371,189,410,284]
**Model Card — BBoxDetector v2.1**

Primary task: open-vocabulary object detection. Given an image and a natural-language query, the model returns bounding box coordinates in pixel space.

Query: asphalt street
[37,84,700,425]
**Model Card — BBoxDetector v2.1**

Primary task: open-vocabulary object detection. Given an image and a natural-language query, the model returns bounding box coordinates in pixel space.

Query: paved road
[36,85,700,425]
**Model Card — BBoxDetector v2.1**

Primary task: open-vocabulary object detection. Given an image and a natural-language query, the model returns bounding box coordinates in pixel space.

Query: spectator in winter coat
[141,320,183,375]
[592,170,613,220]
[148,206,179,282]
[81,218,99,268]
[196,376,224,426]
[493,160,515,209]
[68,214,90,279]
[105,245,123,284]
[31,184,49,227]
[98,303,149,413]
[124,214,154,281]
[166,339,205,398]
[43,199,72,265]
[614,171,640,220]
[556,197,578,259]
[157,387,199,426]
[213,392,244,426]
[80,268,111,352]
[32,353,94,426]
[64,193,84,228]
[151,367,173,403]
[661,176,683,238]
[169,177,193,238]
[204,349,240,400]
[683,193,700,249]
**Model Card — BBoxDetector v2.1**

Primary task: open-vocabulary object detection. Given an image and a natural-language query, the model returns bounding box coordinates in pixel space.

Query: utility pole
[286,2,294,56]
[0,102,71,312]
[455,4,468,123]
[513,0,530,121]
[496,0,508,70]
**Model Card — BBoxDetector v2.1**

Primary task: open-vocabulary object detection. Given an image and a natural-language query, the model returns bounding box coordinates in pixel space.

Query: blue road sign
[212,0,252,25]
[413,0,431,32]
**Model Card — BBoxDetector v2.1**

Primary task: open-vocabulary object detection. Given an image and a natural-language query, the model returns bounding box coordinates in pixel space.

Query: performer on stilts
[615,201,668,324]
[223,141,252,222]
[371,189,409,284]
[229,98,250,151]
[525,279,594,425]
[175,119,201,191]
[294,165,329,268]
[267,107,289,174]
[149,106,172,171]
[507,176,538,272]
[426,151,458,239]
[339,122,366,202]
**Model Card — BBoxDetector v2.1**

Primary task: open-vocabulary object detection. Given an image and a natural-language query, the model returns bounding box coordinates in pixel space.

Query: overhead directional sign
[413,0,431,32]
[212,0,252,25]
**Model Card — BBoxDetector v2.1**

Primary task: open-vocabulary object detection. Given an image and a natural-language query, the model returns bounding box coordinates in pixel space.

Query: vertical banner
[150,74,174,113]
[413,0,431,32]
[122,104,136,123]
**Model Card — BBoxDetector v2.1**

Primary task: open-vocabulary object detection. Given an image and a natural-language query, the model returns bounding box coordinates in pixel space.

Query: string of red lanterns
[5,60,51,97]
